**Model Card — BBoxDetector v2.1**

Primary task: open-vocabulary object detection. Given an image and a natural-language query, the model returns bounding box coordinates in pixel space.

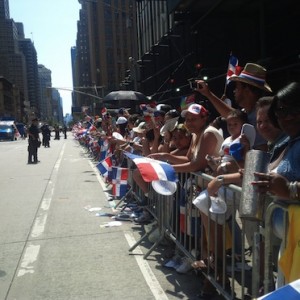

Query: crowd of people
[73,63,300,299]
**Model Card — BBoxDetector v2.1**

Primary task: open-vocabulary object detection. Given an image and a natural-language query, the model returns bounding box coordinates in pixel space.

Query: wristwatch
[216,175,225,185]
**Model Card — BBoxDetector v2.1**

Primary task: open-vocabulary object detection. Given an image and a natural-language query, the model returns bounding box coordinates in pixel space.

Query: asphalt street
[0,134,202,300]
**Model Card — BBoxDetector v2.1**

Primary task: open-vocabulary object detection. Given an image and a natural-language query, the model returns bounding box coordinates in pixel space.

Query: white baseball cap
[151,180,177,195]
[181,103,208,117]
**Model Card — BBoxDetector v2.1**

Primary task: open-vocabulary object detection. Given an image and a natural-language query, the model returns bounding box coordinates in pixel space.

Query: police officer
[27,118,41,164]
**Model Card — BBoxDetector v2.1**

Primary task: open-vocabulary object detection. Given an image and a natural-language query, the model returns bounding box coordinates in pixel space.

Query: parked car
[0,124,15,141]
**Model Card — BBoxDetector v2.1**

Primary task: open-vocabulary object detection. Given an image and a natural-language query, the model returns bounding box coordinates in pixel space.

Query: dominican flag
[98,138,110,161]
[96,156,112,177]
[258,279,300,299]
[124,152,177,182]
[139,103,156,117]
[112,167,128,197]
[226,54,239,83]
[101,107,108,116]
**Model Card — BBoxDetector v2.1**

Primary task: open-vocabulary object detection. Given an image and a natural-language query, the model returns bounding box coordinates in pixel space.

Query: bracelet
[288,181,299,199]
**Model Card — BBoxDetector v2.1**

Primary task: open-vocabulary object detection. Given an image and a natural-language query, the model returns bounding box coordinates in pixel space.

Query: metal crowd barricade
[181,171,246,300]
[123,156,168,258]
[263,200,300,294]
[128,180,174,259]
[122,156,274,299]
[77,137,299,299]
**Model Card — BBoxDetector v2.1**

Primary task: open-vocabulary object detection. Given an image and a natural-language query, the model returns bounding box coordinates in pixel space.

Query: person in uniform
[27,118,41,164]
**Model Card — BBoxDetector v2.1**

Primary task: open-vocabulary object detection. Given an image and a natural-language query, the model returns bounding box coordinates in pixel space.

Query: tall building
[73,0,138,112]
[74,2,92,108]
[0,0,28,121]
[0,0,9,20]
[0,76,20,119]
[51,88,63,124]
[70,46,79,108]
[16,22,41,115]
[38,64,52,121]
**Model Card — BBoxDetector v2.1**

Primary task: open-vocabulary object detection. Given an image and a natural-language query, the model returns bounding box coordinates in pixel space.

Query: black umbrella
[103,90,149,102]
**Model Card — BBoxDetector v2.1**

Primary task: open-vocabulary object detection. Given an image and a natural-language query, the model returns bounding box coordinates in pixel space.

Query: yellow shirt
[279,205,300,283]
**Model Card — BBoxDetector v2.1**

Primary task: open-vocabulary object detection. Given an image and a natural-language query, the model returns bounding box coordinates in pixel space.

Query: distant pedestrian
[54,125,60,140]
[41,123,51,147]
[63,125,67,139]
[27,118,41,164]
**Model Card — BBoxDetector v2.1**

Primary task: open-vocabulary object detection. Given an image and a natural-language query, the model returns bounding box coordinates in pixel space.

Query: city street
[0,134,200,300]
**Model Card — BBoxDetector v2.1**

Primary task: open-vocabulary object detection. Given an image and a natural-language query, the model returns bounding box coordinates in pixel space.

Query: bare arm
[207,171,243,195]
[195,80,234,118]
[148,152,189,164]
[173,131,218,173]
[150,126,161,154]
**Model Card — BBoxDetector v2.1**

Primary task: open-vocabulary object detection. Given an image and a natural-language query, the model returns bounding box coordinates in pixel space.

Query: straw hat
[229,63,272,92]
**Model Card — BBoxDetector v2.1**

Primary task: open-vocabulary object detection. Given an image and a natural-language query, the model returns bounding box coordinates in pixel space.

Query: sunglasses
[274,106,300,118]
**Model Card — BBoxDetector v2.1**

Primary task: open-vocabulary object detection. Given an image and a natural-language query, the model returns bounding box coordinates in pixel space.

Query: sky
[9,0,81,115]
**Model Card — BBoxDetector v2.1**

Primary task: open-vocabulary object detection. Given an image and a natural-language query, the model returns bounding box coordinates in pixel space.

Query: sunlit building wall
[73,0,138,112]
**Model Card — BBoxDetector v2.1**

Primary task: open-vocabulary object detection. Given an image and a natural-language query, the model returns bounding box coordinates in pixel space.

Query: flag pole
[223,51,232,98]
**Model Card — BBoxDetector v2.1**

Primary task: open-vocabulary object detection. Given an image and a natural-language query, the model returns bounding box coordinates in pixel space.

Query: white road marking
[17,144,66,277]
[89,160,168,300]
[31,144,65,238]
[17,244,40,277]
[124,232,169,300]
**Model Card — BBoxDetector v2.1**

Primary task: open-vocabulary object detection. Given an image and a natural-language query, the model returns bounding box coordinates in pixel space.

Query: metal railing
[122,156,297,299]
[76,138,298,300]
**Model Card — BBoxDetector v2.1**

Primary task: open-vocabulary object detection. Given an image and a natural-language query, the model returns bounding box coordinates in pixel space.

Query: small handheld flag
[111,167,128,197]
[96,156,112,177]
[226,54,239,83]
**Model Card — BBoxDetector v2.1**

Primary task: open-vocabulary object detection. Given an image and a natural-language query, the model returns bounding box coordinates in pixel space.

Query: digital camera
[188,79,202,90]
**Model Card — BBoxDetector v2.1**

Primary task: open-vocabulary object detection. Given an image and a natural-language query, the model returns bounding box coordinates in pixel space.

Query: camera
[188,79,202,90]
[189,81,198,90]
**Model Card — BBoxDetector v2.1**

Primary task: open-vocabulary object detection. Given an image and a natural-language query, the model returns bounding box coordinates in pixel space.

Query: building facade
[0,0,64,123]
[135,0,300,106]
[38,64,52,121]
[0,2,28,121]
[73,0,138,113]
[16,22,41,116]
[51,88,64,125]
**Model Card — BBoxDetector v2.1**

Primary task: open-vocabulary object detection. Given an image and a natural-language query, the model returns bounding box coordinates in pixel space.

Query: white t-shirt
[220,136,240,156]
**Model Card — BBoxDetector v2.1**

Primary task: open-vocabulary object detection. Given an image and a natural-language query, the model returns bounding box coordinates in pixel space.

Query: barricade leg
[128,225,159,253]
[114,186,133,209]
